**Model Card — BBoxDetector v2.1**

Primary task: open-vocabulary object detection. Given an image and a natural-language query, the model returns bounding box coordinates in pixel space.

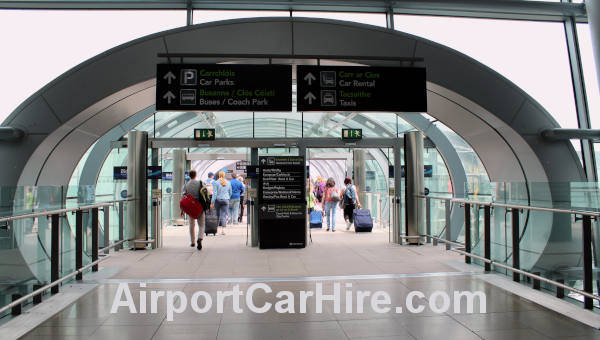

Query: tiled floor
[17,223,600,339]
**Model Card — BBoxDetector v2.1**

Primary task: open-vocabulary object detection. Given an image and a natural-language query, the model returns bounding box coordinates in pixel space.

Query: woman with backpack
[323,177,341,232]
[182,170,208,250]
[211,171,232,235]
[340,177,361,230]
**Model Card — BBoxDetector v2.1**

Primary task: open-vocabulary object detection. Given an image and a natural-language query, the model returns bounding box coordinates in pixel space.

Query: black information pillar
[258,156,306,249]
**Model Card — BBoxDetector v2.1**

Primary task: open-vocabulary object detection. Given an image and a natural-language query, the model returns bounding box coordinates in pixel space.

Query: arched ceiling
[0,17,583,192]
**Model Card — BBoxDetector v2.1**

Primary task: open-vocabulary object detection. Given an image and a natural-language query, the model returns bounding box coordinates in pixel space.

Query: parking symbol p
[180,69,197,86]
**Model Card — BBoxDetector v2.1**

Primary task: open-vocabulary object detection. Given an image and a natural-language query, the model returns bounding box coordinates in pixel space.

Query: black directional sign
[156,64,292,111]
[258,156,306,249]
[297,66,427,112]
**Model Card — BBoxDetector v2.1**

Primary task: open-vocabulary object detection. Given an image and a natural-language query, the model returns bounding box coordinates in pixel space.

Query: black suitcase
[205,210,218,235]
[353,209,373,232]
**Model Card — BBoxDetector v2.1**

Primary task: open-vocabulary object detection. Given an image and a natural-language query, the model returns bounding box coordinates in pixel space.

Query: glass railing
[0,185,131,323]
[419,181,600,311]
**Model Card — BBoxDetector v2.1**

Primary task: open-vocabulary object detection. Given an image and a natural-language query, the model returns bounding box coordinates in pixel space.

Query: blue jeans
[214,199,229,227]
[325,202,337,230]
[228,198,240,224]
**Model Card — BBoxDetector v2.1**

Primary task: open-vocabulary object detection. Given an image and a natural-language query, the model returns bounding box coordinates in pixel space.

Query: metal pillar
[51,213,59,294]
[75,210,83,280]
[393,143,403,244]
[404,131,424,245]
[353,149,368,211]
[172,149,186,223]
[484,205,491,272]
[511,208,520,282]
[464,203,471,264]
[564,11,597,181]
[92,208,98,272]
[251,147,259,247]
[150,147,159,237]
[445,199,451,250]
[127,130,148,248]
[103,207,110,254]
[583,215,593,309]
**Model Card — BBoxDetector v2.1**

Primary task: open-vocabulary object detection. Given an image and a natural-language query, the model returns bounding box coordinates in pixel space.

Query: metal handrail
[0,238,130,316]
[0,198,135,223]
[416,194,600,217]
[448,247,600,302]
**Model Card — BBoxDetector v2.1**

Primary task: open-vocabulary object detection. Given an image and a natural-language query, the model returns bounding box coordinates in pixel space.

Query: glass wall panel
[193,10,289,25]
[394,16,578,129]
[0,10,186,124]
[292,11,386,27]
[576,24,600,129]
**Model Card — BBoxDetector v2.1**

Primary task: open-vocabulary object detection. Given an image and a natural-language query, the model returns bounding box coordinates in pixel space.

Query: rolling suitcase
[205,210,218,236]
[309,210,323,229]
[353,209,373,232]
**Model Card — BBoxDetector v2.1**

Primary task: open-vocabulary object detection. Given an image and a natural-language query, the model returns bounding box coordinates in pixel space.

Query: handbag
[330,189,341,202]
[180,193,203,219]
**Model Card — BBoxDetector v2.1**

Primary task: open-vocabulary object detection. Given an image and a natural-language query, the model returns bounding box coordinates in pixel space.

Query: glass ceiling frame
[0,1,588,23]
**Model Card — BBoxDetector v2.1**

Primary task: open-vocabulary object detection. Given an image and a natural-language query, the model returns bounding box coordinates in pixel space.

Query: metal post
[51,213,59,294]
[103,207,110,254]
[11,294,21,315]
[92,208,98,272]
[484,205,491,272]
[533,272,541,290]
[464,203,471,264]
[511,208,520,282]
[425,197,431,244]
[583,215,593,310]
[445,199,451,250]
[557,279,565,299]
[33,284,42,305]
[75,210,83,280]
[118,201,124,251]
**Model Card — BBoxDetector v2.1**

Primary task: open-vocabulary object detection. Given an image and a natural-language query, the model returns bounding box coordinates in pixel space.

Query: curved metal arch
[1,17,584,282]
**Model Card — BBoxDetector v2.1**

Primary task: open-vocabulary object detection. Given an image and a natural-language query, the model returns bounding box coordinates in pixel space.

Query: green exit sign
[194,128,216,141]
[342,128,363,140]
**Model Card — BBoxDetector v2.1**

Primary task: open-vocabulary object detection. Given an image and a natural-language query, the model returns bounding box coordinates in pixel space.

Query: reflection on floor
[17,222,600,339]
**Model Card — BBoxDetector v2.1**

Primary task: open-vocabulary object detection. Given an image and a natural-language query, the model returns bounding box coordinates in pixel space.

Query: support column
[150,147,159,238]
[404,131,425,245]
[172,149,186,225]
[127,130,148,248]
[353,150,368,211]
[393,142,403,244]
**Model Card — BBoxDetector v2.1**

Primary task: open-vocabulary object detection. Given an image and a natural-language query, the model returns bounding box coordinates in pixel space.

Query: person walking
[340,177,361,230]
[211,171,232,235]
[323,177,340,232]
[238,176,246,223]
[204,172,215,202]
[228,173,245,225]
[182,170,207,250]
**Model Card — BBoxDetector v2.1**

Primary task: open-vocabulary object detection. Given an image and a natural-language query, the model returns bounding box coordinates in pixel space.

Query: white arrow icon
[163,71,176,84]
[261,159,266,164]
[304,72,316,85]
[163,91,176,104]
[304,92,316,104]
[261,206,267,212]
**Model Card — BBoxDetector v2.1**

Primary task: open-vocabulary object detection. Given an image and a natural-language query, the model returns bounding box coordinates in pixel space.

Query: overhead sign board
[156,64,292,111]
[297,66,426,112]
[194,128,216,141]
